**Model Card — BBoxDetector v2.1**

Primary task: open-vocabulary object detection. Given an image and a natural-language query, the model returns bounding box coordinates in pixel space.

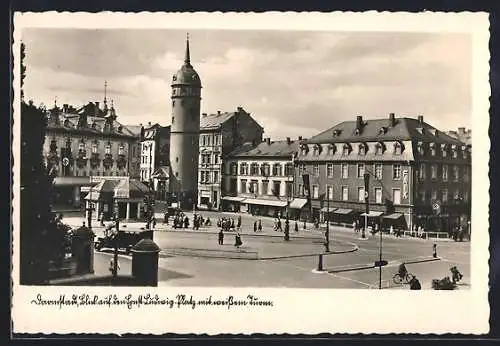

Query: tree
[19,43,62,285]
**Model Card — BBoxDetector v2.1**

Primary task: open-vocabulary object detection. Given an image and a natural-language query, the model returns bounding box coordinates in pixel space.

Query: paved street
[65,208,470,290]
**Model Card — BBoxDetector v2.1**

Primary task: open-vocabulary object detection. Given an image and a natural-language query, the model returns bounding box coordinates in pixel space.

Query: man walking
[218,229,224,245]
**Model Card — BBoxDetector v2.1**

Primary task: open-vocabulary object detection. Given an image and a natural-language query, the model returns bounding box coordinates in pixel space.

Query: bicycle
[393,272,414,284]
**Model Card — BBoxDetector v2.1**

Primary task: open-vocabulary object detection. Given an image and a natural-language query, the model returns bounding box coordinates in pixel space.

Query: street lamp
[86,175,95,230]
[112,199,120,279]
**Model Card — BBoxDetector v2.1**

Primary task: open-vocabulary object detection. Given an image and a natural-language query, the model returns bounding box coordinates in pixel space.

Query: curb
[326,256,440,274]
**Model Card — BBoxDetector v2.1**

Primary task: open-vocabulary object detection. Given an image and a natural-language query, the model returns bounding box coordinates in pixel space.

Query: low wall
[50,274,151,286]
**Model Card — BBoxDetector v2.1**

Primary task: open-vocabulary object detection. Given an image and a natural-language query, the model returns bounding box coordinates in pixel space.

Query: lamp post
[113,199,120,279]
[325,190,330,252]
[86,175,95,230]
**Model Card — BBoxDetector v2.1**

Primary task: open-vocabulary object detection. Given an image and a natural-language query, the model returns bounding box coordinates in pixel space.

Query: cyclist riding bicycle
[398,262,408,279]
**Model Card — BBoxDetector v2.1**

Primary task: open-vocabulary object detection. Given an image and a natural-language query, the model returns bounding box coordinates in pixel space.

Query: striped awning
[289,198,308,209]
[383,213,404,220]
[244,198,288,207]
[221,196,246,202]
[361,211,384,217]
[333,208,353,215]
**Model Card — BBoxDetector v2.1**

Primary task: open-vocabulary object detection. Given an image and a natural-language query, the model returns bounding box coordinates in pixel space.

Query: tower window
[175,172,179,177]
[176,157,179,163]
[172,116,175,124]
[172,100,175,107]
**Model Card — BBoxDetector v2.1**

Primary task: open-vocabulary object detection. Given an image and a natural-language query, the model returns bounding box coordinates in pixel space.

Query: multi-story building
[222,137,300,218]
[197,107,264,210]
[294,114,471,233]
[126,124,143,179]
[139,122,171,193]
[44,100,139,209]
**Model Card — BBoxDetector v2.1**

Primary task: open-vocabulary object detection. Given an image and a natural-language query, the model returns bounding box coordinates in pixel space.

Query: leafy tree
[19,43,63,285]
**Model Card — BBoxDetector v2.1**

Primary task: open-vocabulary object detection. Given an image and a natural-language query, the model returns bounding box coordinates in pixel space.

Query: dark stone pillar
[131,239,161,286]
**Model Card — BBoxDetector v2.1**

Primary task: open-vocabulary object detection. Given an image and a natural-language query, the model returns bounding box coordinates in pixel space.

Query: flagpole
[326,190,330,252]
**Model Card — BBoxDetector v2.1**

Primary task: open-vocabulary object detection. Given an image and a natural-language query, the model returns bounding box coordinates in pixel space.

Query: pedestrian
[390,225,394,236]
[295,221,299,232]
[231,218,235,229]
[253,221,257,232]
[234,232,243,248]
[284,220,290,241]
[184,216,189,229]
[100,212,105,226]
[258,219,262,232]
[352,221,357,233]
[218,229,224,245]
[237,215,242,228]
[409,276,422,290]
[458,226,464,242]
[152,217,156,229]
[164,213,168,224]
[277,219,282,232]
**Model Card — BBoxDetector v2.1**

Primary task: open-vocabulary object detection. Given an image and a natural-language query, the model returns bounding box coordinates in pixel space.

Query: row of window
[200,170,220,184]
[73,170,123,177]
[239,179,293,196]
[200,134,221,147]
[296,184,468,205]
[230,162,294,177]
[297,163,469,183]
[200,153,220,165]
[300,141,469,159]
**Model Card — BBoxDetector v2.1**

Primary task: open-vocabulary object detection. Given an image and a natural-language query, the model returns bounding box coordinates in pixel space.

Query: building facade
[294,114,471,233]
[126,125,143,179]
[168,35,201,209]
[197,107,264,210]
[139,122,171,192]
[44,100,139,209]
[222,137,300,218]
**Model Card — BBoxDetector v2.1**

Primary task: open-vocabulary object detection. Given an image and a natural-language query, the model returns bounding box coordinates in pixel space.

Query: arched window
[342,143,351,156]
[358,143,367,155]
[375,142,385,155]
[429,142,436,156]
[441,143,448,158]
[417,141,425,155]
[393,141,404,155]
[300,144,309,156]
[327,144,336,155]
[105,142,112,155]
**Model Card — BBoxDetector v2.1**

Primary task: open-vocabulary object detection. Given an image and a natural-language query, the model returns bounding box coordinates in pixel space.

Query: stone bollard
[131,239,161,286]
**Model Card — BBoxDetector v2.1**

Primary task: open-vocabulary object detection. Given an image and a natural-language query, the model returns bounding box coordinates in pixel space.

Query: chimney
[217,110,221,115]
[63,104,68,113]
[266,138,271,145]
[298,136,302,141]
[389,113,396,127]
[237,106,243,112]
[148,121,152,127]
[202,113,207,118]
[286,137,291,144]
[418,115,424,124]
[458,127,466,134]
[356,115,363,130]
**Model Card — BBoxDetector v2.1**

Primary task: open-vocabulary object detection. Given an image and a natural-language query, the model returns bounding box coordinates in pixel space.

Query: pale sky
[22,29,472,139]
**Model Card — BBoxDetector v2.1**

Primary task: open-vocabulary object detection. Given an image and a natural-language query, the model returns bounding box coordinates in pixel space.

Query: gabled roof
[200,111,237,129]
[228,140,299,158]
[305,116,463,145]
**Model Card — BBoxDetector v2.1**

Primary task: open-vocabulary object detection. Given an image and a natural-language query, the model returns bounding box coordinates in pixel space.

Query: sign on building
[402,170,409,199]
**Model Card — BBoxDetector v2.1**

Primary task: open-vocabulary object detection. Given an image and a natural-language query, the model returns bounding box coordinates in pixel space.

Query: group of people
[217,228,243,248]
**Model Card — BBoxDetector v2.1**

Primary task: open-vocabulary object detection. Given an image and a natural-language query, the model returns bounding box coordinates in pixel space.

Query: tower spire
[184,33,191,66]
[104,81,108,104]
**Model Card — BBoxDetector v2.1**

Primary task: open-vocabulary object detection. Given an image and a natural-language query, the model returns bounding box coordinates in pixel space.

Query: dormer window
[117,126,123,133]
[300,144,309,156]
[375,142,385,155]
[342,143,351,156]
[64,119,71,127]
[429,128,438,136]
[327,144,336,155]
[354,128,360,136]
[91,141,98,154]
[379,127,388,135]
[105,142,112,155]
[313,144,322,156]
[430,142,436,156]
[393,141,404,155]
[358,143,367,155]
[451,144,458,158]
[332,129,342,137]
[417,141,425,155]
[441,143,448,158]
[416,127,425,134]
[91,122,97,130]
[463,145,470,159]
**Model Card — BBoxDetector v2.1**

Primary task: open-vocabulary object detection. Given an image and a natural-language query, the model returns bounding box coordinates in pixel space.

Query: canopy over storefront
[84,180,120,201]
[221,196,246,202]
[84,178,149,201]
[361,211,384,217]
[321,207,337,213]
[383,213,404,220]
[244,198,288,207]
[289,198,308,209]
[333,208,353,215]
